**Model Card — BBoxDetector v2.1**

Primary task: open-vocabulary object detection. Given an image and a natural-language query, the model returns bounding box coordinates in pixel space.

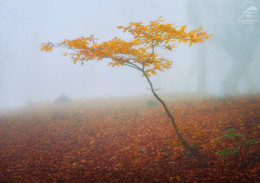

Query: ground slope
[0,94,259,182]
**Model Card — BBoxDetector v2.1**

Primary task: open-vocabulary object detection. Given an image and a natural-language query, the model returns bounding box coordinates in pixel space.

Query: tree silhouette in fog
[187,0,260,95]
[41,17,212,165]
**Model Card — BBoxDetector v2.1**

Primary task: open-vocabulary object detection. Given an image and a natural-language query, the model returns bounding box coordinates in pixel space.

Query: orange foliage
[41,17,212,77]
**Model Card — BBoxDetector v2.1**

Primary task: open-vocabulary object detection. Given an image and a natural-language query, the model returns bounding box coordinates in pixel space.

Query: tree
[41,17,212,166]
[219,1,260,95]
[186,0,209,94]
[186,0,260,95]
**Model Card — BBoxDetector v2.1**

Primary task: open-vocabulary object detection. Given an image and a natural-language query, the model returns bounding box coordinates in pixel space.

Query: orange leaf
[151,70,156,75]
[180,25,187,32]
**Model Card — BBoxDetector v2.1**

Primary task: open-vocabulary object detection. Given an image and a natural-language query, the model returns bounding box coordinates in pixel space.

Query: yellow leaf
[198,38,204,42]
[112,62,119,67]
[180,25,187,32]
[165,45,172,51]
[153,62,159,69]
[210,33,214,36]
[146,73,151,77]
[151,70,156,75]
[112,63,117,67]
[201,32,206,36]
[165,23,171,28]
[73,58,78,64]
[97,55,104,61]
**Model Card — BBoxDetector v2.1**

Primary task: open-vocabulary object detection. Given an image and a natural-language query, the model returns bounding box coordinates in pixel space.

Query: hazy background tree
[186,0,260,96]
[217,1,260,95]
[186,0,208,94]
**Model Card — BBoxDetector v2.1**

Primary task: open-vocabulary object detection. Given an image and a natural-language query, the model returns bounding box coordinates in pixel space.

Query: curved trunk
[142,70,205,167]
[221,38,257,95]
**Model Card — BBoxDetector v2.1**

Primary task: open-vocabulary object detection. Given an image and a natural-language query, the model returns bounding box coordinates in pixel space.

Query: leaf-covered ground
[0,94,259,182]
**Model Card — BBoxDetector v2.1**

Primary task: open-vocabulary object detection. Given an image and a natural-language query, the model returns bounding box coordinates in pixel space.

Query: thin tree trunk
[197,44,207,94]
[142,71,205,167]
[221,51,253,95]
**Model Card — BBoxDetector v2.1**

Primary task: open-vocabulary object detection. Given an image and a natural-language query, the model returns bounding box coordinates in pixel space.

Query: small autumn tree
[41,17,212,166]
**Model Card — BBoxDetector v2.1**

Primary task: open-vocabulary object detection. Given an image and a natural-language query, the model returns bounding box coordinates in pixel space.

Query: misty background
[0,0,259,109]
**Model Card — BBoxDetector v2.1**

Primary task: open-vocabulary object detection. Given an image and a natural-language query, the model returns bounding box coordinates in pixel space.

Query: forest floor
[0,94,259,182]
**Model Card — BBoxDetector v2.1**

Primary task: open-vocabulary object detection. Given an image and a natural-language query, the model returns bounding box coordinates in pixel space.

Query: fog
[1,0,259,109]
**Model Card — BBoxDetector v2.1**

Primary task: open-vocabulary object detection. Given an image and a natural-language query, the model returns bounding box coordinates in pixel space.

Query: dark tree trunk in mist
[0,9,15,96]
[186,0,260,96]
[197,44,207,94]
[221,49,255,95]
[219,1,260,95]
[221,23,260,95]
[187,0,208,94]
[245,73,258,93]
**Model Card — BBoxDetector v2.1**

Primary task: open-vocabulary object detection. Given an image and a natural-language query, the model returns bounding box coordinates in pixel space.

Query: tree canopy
[41,17,212,77]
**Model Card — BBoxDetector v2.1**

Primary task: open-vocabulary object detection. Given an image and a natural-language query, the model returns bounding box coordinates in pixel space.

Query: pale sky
[0,0,259,109]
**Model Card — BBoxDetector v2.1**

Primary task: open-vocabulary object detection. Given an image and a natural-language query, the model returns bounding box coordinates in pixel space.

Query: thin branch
[145,43,156,63]
[124,63,141,70]
[125,61,143,71]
